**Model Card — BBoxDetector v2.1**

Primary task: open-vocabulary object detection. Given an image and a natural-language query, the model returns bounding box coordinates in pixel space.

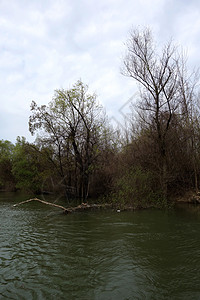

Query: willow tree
[122,28,197,199]
[29,80,106,200]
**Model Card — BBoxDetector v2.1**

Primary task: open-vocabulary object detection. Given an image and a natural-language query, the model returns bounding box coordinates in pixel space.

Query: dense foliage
[1,30,200,207]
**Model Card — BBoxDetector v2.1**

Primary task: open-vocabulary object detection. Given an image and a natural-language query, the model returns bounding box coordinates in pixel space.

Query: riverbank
[6,189,200,213]
[175,190,200,204]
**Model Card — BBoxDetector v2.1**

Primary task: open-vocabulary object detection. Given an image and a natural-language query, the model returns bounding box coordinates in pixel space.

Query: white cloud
[0,0,200,142]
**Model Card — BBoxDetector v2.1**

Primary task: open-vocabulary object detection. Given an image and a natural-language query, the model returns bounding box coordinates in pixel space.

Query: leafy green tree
[0,140,15,190]
[12,137,42,194]
[29,80,108,200]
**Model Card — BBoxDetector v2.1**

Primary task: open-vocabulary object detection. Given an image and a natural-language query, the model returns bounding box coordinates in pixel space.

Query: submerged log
[13,198,112,214]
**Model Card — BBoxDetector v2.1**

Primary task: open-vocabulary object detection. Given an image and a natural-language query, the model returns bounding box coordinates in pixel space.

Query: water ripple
[1,199,200,299]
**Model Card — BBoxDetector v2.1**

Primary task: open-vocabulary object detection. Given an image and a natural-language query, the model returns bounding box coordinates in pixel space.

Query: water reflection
[1,194,200,299]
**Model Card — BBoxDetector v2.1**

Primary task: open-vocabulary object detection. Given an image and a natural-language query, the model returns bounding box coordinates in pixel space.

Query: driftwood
[13,197,112,214]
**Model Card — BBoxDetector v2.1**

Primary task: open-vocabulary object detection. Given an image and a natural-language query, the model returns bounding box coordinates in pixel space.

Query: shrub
[111,167,163,208]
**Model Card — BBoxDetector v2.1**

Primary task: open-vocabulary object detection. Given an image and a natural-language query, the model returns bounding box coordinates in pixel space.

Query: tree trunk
[161,157,168,200]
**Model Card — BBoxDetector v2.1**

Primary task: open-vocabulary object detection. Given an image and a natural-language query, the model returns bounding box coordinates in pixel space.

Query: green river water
[1,193,200,299]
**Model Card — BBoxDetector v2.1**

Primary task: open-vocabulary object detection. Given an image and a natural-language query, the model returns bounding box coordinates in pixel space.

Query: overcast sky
[0,0,200,142]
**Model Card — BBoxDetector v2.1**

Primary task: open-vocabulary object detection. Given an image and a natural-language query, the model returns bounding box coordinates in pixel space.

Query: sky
[0,0,200,143]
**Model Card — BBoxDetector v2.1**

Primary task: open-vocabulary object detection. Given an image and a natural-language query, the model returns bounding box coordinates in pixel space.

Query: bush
[111,167,163,208]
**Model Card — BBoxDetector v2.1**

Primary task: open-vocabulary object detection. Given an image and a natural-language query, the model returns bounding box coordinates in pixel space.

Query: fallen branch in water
[13,198,112,214]
[13,198,68,212]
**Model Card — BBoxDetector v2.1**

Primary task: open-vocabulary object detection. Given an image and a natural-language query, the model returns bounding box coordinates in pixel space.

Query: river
[1,193,200,299]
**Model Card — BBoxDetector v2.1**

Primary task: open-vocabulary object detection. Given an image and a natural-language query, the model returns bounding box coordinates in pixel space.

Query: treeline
[0,81,117,201]
[1,28,200,207]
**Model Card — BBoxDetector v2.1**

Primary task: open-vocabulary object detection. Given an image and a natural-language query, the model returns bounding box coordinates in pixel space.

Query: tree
[12,137,43,193]
[122,28,198,199]
[29,80,108,201]
[0,140,15,190]
[177,65,200,193]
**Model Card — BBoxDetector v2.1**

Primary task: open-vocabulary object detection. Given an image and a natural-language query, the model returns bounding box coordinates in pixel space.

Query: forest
[1,29,200,208]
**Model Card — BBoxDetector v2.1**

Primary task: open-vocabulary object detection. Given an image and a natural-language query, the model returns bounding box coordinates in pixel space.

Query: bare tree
[177,62,200,193]
[122,28,195,199]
